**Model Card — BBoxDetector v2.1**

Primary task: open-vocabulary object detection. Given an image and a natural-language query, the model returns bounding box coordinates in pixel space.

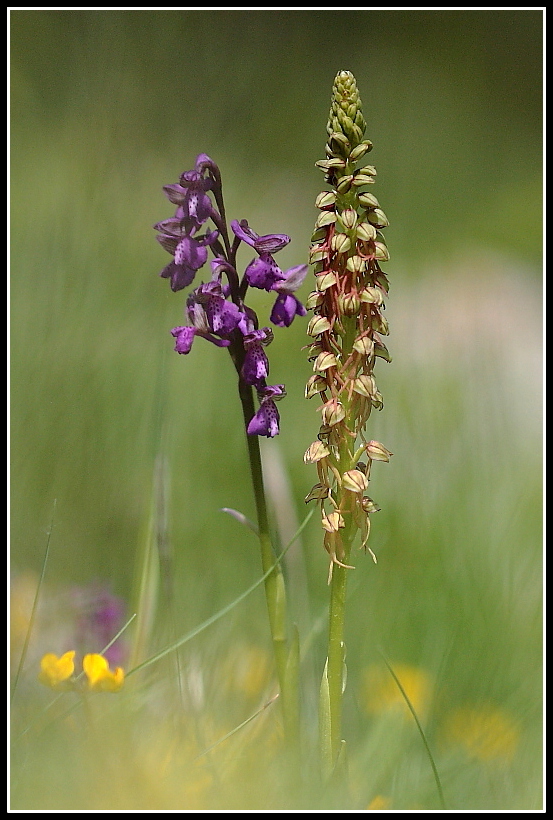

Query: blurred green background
[11,10,542,810]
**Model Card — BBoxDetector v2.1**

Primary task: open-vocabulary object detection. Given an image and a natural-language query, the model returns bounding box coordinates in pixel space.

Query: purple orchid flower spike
[155,157,308,436]
[270,264,309,327]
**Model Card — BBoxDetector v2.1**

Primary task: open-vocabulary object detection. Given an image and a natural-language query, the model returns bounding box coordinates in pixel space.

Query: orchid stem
[238,377,300,757]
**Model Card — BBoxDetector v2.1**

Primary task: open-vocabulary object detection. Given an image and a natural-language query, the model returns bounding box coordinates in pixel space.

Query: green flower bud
[305,484,330,503]
[366,208,389,228]
[349,141,373,162]
[356,222,377,242]
[315,191,337,210]
[316,158,346,172]
[358,192,380,208]
[352,374,377,398]
[350,123,365,145]
[316,271,337,291]
[321,510,345,533]
[337,112,355,138]
[337,291,361,316]
[353,335,375,357]
[342,469,369,493]
[326,131,351,157]
[351,173,375,187]
[321,398,346,426]
[314,211,337,230]
[336,175,354,194]
[364,440,393,462]
[305,374,328,398]
[307,315,332,336]
[374,241,390,262]
[359,286,384,306]
[331,233,351,254]
[314,351,339,372]
[305,290,324,310]
[337,208,358,230]
[346,255,366,274]
[304,441,331,463]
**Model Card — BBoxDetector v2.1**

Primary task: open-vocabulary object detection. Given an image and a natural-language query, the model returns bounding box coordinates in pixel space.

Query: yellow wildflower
[83,653,124,692]
[360,663,433,720]
[38,650,75,689]
[442,704,519,763]
[367,794,391,810]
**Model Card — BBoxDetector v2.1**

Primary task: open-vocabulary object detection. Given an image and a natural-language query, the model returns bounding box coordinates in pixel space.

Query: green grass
[10,9,542,810]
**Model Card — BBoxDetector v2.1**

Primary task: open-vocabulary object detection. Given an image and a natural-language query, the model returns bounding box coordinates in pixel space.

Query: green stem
[238,378,299,753]
[324,314,358,768]
[326,521,354,763]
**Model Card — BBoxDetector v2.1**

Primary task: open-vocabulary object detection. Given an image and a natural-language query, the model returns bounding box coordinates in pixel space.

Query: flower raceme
[304,71,392,574]
[38,651,124,693]
[155,154,308,437]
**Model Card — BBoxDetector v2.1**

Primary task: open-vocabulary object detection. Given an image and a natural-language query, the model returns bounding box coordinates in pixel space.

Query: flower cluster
[155,154,308,437]
[38,651,124,693]
[303,71,392,575]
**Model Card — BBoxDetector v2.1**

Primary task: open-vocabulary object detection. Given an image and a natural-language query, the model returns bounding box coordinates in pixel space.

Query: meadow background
[10,9,543,811]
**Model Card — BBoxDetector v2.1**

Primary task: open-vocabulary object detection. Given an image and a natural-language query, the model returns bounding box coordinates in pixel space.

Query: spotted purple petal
[247,400,280,437]
[244,254,286,291]
[171,326,197,354]
[241,344,270,387]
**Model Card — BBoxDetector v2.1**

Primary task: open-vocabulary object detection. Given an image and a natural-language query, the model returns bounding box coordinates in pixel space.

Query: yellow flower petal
[38,650,75,689]
[360,663,433,720]
[442,704,519,762]
[83,653,124,692]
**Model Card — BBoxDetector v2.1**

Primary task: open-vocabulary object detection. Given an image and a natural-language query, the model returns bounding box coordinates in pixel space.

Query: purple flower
[155,212,219,292]
[171,280,247,355]
[231,219,291,292]
[171,325,197,354]
[247,384,286,438]
[72,583,127,667]
[270,263,309,326]
[241,328,273,387]
[244,254,287,291]
[189,281,245,336]
[231,219,290,254]
[171,325,230,354]
[163,171,213,231]
[270,293,307,327]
